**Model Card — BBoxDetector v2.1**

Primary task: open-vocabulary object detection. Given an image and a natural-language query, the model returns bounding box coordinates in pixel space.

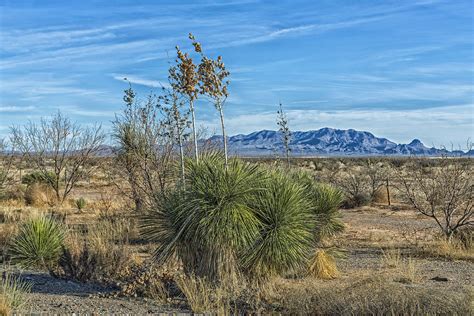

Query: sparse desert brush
[381,248,402,269]
[423,237,474,261]
[267,276,472,315]
[57,219,134,283]
[9,215,66,271]
[397,156,473,240]
[0,222,18,260]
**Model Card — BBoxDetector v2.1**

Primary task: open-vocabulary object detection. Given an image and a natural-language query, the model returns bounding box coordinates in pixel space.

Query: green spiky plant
[293,171,344,240]
[143,152,267,281]
[142,153,343,283]
[292,171,345,278]
[242,171,314,279]
[75,197,87,212]
[9,216,66,271]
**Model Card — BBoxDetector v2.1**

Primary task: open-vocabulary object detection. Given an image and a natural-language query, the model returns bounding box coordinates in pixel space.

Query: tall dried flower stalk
[170,35,200,162]
[192,34,230,167]
[277,102,292,168]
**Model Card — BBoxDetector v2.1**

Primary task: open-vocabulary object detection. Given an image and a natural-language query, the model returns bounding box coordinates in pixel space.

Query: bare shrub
[397,157,473,240]
[10,112,105,205]
[0,139,15,200]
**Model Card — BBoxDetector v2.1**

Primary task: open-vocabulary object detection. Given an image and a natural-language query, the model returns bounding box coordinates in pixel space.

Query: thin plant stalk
[217,102,228,168]
[190,100,199,163]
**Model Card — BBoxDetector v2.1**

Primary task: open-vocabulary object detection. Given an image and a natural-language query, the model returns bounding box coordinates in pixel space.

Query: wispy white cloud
[111,74,169,88]
[0,105,37,112]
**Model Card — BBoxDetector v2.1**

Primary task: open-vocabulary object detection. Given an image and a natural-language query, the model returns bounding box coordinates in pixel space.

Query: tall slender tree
[277,102,292,168]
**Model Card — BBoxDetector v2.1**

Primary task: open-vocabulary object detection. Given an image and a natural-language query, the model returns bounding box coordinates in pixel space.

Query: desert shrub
[74,197,86,211]
[57,237,99,282]
[143,154,344,284]
[9,216,66,271]
[397,157,473,240]
[21,171,55,187]
[0,185,26,203]
[0,270,31,314]
[119,266,176,303]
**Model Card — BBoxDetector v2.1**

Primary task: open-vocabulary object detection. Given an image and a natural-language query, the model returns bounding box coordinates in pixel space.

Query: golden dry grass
[308,249,339,279]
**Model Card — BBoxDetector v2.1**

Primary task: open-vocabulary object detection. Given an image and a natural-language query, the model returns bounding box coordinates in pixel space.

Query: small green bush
[75,197,87,211]
[9,216,66,270]
[21,171,55,187]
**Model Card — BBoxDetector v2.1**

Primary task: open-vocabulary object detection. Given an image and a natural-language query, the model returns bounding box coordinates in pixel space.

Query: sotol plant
[9,216,66,271]
[141,154,343,282]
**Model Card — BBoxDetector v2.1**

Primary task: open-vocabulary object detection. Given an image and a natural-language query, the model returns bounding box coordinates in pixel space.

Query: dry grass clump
[56,218,135,283]
[380,248,402,268]
[175,274,232,314]
[24,183,55,207]
[422,238,474,261]
[0,269,31,315]
[380,248,420,284]
[308,249,339,279]
[266,276,473,315]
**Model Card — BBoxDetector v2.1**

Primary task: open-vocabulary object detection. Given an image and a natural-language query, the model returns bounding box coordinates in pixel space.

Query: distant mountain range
[209,128,473,157]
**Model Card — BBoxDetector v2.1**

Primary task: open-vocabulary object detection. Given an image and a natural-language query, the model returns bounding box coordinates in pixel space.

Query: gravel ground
[13,271,188,315]
[7,206,473,314]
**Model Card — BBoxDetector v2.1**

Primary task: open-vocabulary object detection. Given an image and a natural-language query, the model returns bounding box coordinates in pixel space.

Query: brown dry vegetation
[0,156,472,314]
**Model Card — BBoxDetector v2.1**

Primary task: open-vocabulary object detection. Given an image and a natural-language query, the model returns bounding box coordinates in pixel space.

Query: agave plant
[9,216,66,271]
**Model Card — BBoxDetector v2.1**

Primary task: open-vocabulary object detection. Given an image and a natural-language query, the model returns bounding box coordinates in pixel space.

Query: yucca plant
[9,216,66,271]
[292,171,345,278]
[243,171,314,279]
[143,154,337,283]
[75,197,86,212]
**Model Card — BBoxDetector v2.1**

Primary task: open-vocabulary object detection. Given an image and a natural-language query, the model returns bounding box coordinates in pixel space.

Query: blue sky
[0,0,473,147]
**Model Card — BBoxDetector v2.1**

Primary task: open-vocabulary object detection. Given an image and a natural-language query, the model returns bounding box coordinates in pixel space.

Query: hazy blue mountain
[209,128,471,157]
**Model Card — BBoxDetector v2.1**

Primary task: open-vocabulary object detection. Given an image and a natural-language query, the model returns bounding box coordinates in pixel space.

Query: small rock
[430,276,449,282]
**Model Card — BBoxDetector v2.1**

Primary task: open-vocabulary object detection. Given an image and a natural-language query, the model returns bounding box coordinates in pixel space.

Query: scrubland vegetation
[0,35,472,314]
